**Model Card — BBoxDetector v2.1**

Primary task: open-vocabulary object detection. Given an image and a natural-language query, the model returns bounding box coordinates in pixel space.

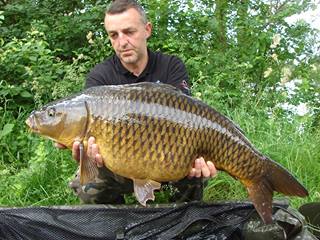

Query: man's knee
[69,168,133,204]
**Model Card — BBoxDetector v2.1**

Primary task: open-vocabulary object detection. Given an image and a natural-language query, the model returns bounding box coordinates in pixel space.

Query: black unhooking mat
[0,200,317,240]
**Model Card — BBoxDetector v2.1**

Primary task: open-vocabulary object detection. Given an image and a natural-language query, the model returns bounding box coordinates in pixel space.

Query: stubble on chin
[119,52,139,64]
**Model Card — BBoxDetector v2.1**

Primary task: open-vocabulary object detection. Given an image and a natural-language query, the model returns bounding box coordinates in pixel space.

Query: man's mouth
[120,49,133,55]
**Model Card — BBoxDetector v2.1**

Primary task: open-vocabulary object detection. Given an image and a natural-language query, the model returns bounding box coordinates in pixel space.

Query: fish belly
[90,116,200,182]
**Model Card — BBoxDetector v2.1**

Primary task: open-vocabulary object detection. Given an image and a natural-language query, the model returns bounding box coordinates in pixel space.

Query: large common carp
[26,82,308,224]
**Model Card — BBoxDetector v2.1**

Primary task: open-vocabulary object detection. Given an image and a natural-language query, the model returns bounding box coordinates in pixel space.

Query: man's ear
[145,22,152,39]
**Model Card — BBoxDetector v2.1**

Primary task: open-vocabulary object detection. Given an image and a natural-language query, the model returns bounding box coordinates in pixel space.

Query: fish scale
[26,82,308,224]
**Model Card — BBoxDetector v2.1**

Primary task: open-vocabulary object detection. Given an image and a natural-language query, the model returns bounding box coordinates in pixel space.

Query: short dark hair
[106,0,147,24]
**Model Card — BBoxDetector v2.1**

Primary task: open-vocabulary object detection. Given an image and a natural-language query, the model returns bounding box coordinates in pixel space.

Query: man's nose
[118,33,128,47]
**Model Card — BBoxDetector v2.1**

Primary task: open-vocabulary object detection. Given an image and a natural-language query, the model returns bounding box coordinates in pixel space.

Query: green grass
[0,138,78,206]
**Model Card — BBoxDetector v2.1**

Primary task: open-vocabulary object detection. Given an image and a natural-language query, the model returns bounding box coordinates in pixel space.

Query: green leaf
[0,124,15,139]
[20,90,33,98]
[29,56,37,61]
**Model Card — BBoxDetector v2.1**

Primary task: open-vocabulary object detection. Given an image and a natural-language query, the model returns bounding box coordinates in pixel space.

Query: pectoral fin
[79,142,99,185]
[133,179,161,206]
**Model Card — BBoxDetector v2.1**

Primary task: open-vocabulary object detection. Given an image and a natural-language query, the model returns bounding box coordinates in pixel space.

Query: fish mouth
[25,115,40,133]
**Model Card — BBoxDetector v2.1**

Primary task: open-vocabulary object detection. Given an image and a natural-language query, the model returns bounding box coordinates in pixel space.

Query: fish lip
[25,115,40,133]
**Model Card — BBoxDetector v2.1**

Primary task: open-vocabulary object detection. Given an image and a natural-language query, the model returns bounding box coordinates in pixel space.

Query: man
[58,0,217,204]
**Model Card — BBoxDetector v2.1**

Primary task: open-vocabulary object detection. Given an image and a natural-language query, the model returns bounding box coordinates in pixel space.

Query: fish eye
[47,108,56,117]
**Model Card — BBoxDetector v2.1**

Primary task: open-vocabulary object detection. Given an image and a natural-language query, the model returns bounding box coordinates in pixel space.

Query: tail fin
[245,158,308,224]
[264,158,308,197]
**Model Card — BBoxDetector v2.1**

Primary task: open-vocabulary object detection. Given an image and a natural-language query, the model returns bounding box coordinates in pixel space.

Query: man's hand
[54,137,104,167]
[188,157,217,179]
[55,137,217,178]
[70,137,104,167]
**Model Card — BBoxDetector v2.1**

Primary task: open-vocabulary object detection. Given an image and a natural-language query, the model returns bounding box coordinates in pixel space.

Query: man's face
[104,8,152,66]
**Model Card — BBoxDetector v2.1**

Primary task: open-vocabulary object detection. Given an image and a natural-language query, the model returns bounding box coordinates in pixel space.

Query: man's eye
[126,30,135,35]
[109,33,117,39]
